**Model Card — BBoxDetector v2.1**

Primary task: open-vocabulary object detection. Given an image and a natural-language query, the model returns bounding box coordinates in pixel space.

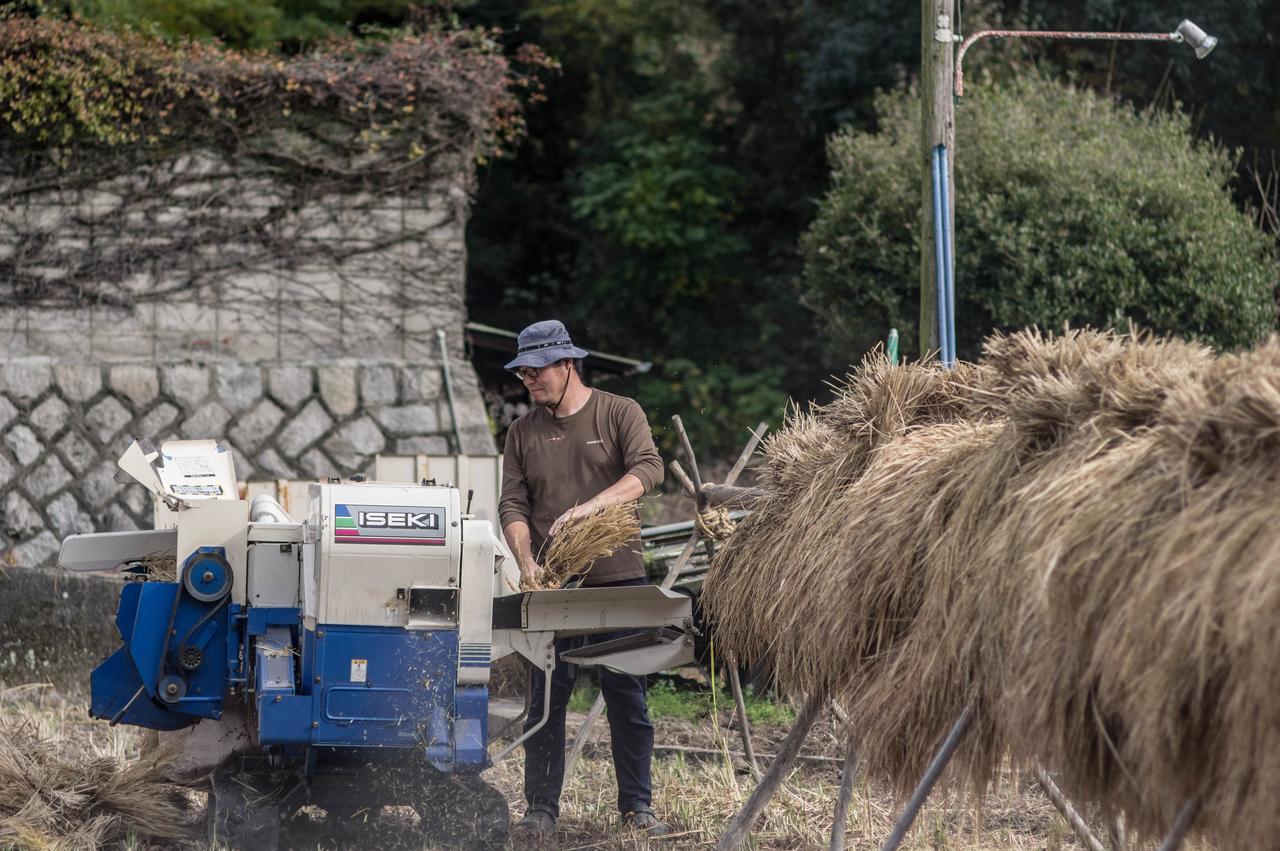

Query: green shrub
[800,75,1278,359]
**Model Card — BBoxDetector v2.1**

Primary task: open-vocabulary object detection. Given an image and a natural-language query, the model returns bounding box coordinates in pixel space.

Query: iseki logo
[358,511,440,530]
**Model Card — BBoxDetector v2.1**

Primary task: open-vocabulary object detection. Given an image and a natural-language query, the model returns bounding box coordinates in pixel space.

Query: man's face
[516,360,571,407]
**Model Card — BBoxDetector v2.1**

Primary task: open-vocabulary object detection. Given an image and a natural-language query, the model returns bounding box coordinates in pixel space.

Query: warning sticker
[350,659,368,683]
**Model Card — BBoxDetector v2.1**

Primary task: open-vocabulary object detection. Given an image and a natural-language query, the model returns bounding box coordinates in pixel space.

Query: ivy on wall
[0,13,550,183]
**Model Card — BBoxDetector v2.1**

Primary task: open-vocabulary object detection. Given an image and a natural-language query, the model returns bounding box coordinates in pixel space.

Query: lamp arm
[955,29,1180,97]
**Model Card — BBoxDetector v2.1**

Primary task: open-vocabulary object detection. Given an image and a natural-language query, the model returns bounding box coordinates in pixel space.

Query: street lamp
[923,15,1218,368]
[955,19,1218,97]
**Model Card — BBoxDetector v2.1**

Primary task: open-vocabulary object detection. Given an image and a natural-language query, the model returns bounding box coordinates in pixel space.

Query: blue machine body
[90,553,489,774]
[254,622,488,770]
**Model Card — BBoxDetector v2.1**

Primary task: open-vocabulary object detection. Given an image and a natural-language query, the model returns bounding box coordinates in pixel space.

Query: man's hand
[549,502,596,537]
[519,556,544,587]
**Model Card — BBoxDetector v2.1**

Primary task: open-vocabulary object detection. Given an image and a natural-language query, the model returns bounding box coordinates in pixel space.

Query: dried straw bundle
[704,328,1280,847]
[997,338,1280,843]
[0,717,193,850]
[704,350,996,702]
[525,501,641,591]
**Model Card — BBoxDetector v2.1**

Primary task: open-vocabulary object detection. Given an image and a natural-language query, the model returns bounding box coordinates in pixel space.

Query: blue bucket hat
[504,320,590,371]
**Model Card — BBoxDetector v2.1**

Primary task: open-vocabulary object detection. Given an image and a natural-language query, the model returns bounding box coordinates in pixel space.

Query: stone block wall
[0,152,495,569]
[0,357,493,567]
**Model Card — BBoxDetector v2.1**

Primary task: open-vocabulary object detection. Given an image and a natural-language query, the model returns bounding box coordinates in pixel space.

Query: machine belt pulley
[156,549,234,703]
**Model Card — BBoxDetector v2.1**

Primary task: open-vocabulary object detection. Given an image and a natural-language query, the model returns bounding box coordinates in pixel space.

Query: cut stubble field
[0,680,1202,851]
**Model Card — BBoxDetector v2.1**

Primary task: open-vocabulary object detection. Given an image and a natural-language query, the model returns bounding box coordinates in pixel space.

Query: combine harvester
[59,438,694,849]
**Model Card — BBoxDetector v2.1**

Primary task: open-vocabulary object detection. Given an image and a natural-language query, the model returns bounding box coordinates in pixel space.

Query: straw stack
[703,328,1280,846]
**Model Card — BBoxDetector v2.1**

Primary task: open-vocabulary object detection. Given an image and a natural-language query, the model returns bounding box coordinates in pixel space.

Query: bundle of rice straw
[0,716,193,849]
[524,501,641,591]
[141,551,176,581]
[703,327,1280,847]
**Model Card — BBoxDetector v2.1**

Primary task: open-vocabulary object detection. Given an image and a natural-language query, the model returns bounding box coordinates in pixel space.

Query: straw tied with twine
[522,501,642,591]
[702,327,1280,850]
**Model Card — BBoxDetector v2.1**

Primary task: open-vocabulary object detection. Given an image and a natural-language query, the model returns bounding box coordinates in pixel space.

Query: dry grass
[0,681,1216,849]
[491,703,1169,851]
[526,501,642,590]
[0,685,196,850]
[704,327,1276,848]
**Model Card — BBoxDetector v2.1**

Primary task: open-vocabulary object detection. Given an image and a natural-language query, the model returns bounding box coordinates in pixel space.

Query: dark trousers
[523,577,654,818]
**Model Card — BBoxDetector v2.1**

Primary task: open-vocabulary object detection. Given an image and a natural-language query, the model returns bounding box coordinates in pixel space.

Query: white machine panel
[247,542,301,607]
[315,482,462,626]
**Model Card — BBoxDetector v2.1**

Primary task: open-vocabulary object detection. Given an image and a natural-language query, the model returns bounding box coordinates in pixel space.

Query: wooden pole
[828,736,860,851]
[669,459,697,497]
[671,414,758,776]
[881,703,973,851]
[575,741,842,766]
[920,0,956,357]
[716,696,823,850]
[1155,797,1200,851]
[727,663,760,778]
[1107,815,1126,850]
[1032,766,1106,851]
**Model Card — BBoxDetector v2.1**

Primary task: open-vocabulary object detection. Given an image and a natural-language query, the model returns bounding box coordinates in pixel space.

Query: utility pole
[919,0,955,357]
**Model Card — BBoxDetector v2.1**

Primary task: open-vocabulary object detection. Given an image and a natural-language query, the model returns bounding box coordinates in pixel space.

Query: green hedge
[800,75,1278,360]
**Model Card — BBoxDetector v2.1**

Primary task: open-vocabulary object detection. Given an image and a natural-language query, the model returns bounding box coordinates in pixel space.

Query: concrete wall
[0,152,494,569]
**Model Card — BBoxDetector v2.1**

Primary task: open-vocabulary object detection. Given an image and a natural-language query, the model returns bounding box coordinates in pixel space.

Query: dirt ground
[1,679,1207,851]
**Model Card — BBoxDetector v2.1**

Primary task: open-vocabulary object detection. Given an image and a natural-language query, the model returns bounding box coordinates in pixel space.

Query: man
[497,319,669,837]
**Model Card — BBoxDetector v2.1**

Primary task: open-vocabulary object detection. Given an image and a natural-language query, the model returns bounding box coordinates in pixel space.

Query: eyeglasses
[512,361,569,382]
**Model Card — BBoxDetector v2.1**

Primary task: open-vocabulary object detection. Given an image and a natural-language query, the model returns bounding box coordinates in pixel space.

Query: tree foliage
[462,0,830,456]
[801,76,1278,360]
[30,0,420,50]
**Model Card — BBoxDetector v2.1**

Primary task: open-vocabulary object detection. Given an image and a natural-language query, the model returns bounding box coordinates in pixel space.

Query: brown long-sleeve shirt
[499,389,663,584]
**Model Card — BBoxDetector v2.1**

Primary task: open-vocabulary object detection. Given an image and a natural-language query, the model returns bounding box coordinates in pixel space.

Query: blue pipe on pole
[938,145,957,367]
[930,146,951,366]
